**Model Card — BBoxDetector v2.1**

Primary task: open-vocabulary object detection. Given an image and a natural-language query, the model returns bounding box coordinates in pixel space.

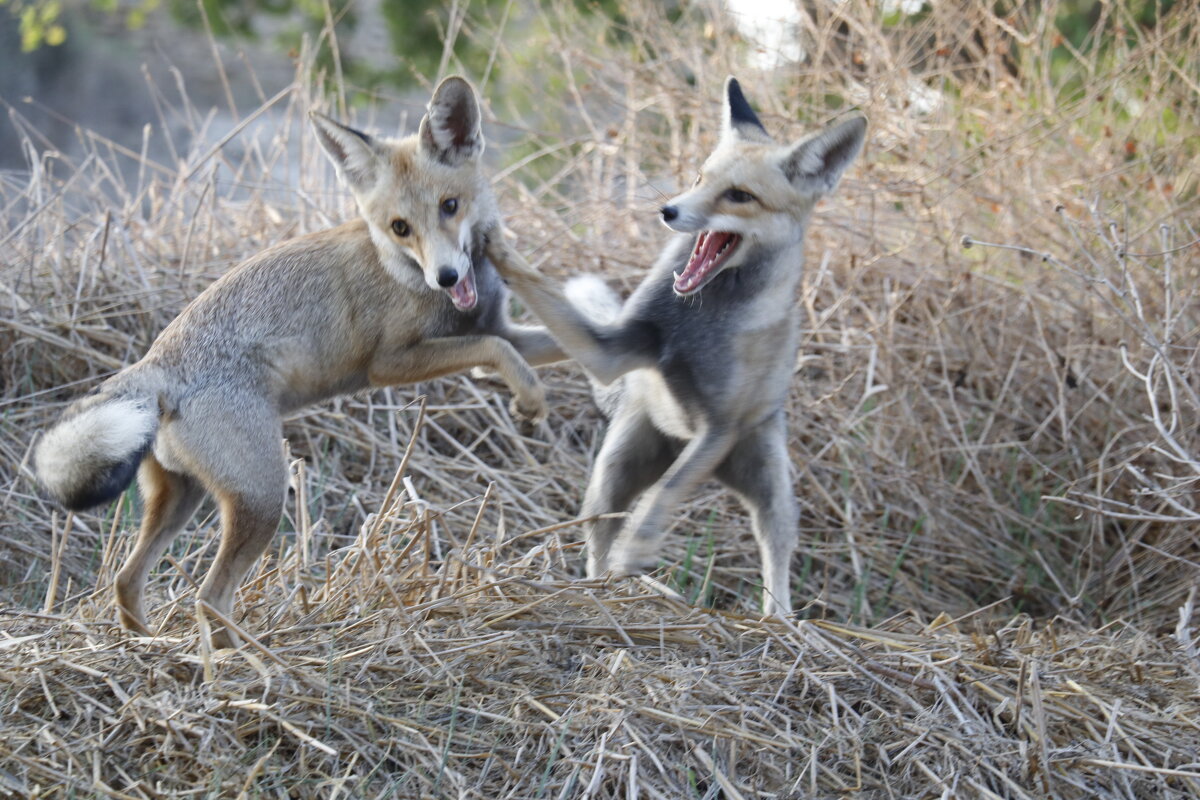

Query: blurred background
[1,0,1169,171]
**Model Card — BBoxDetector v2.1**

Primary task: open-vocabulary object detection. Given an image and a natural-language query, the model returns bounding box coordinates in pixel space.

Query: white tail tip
[34,397,157,510]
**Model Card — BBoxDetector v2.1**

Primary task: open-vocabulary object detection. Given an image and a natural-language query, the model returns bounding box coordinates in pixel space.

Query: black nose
[660,205,679,222]
[436,266,458,287]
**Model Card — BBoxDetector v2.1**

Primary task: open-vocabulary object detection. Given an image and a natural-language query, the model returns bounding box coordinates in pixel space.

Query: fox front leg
[369,335,547,423]
[485,237,654,385]
[498,323,568,367]
[483,234,543,283]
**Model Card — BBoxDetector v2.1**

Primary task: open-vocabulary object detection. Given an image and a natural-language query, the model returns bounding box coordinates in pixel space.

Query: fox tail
[564,275,626,417]
[34,383,159,511]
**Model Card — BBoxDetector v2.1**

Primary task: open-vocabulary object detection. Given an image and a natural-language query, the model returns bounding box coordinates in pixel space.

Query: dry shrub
[1,0,1198,796]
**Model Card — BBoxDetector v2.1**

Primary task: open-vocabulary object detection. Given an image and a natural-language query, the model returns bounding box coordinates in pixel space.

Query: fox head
[310,76,496,310]
[660,77,866,297]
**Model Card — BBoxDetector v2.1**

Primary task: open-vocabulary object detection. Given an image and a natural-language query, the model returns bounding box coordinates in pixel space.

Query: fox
[485,77,866,616]
[32,76,564,648]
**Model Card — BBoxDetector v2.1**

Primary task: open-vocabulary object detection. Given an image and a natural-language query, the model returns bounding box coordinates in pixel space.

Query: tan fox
[487,78,865,616]
[33,76,563,648]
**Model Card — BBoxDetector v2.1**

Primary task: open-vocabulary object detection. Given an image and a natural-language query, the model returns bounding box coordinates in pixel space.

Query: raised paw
[470,365,496,381]
[509,387,547,426]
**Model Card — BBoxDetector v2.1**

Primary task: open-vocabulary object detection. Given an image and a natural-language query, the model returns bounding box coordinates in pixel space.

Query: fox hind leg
[714,413,798,617]
[198,484,285,649]
[162,397,288,649]
[196,438,287,649]
[582,406,676,577]
[115,454,206,635]
[609,425,737,576]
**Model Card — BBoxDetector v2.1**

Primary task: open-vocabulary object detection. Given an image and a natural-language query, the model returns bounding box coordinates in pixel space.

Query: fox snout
[424,246,471,290]
[427,247,479,311]
[658,199,708,234]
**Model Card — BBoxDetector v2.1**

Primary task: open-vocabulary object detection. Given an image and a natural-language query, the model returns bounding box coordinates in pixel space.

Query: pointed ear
[780,116,866,195]
[310,112,384,189]
[721,76,770,143]
[418,75,484,166]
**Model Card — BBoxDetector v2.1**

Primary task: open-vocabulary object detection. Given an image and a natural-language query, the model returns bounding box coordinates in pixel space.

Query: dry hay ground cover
[1,1,1199,797]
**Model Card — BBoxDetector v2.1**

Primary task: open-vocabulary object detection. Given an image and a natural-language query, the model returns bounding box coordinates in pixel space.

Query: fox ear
[310,112,384,189]
[419,75,484,166]
[721,76,770,143]
[780,116,866,196]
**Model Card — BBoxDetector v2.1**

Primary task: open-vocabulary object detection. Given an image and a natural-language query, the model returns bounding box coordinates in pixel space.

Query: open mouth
[672,231,741,296]
[448,266,477,310]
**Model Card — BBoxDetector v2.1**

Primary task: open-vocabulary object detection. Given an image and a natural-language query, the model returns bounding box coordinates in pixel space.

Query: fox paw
[586,554,609,579]
[509,392,547,427]
[207,626,239,651]
[607,545,659,578]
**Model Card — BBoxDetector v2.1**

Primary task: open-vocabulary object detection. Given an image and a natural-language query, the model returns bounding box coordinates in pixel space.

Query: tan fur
[356,140,488,291]
[35,77,563,649]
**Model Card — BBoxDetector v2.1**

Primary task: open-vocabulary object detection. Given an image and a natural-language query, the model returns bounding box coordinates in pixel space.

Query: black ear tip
[724,76,765,133]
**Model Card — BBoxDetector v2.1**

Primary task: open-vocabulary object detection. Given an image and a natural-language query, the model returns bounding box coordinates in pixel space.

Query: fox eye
[724,188,757,204]
[441,198,459,216]
[391,219,411,237]
[693,174,703,187]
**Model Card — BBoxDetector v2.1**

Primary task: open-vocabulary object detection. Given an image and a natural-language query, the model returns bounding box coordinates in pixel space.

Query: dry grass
[3,499,1199,797]
[2,0,1199,796]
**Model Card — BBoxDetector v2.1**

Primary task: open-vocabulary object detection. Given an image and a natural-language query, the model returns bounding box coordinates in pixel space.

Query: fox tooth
[673,271,682,282]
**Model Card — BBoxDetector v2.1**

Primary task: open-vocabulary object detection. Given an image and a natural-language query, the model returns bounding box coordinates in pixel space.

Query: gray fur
[309,114,385,190]
[487,82,866,617]
[489,231,806,615]
[579,234,805,614]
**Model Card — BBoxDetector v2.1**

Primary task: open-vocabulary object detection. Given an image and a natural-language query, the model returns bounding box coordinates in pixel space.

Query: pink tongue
[449,269,476,310]
[694,230,730,265]
[674,231,736,291]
